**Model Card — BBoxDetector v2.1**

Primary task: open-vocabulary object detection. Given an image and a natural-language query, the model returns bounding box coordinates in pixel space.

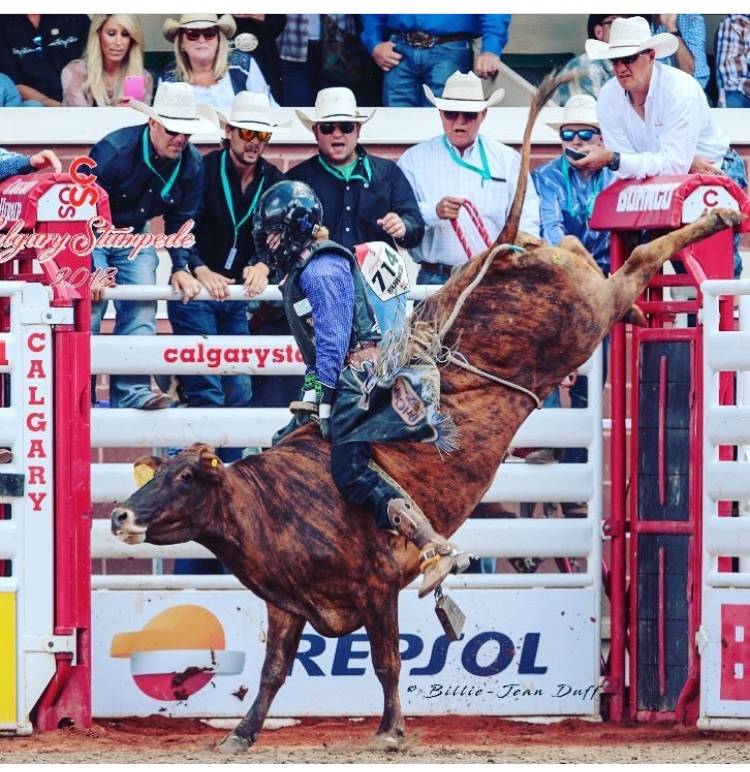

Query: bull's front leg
[607,208,745,323]
[218,603,305,754]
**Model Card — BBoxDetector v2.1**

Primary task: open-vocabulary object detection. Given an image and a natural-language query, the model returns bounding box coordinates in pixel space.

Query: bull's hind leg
[219,604,305,754]
[362,588,406,751]
[607,208,745,322]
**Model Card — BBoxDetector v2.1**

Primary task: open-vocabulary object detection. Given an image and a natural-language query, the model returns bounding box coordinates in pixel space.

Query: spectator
[172,91,285,576]
[0,72,40,106]
[61,14,152,106]
[88,82,218,410]
[361,14,511,107]
[160,14,276,114]
[0,14,90,106]
[650,14,709,88]
[557,15,635,105]
[716,14,750,108]
[230,14,286,105]
[576,16,746,274]
[288,86,423,333]
[398,71,539,287]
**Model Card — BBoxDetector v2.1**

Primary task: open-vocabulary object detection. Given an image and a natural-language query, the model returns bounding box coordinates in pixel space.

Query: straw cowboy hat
[129,81,220,135]
[163,13,236,43]
[217,91,291,134]
[424,71,505,112]
[546,94,600,131]
[295,87,375,132]
[585,16,678,61]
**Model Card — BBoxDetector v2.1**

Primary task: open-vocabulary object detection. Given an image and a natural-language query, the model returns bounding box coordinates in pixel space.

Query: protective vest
[282,239,381,372]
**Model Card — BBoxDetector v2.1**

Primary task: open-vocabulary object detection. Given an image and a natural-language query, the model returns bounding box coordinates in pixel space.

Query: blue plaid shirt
[716,14,750,93]
[652,15,709,88]
[532,156,613,274]
[0,147,33,181]
[299,251,355,388]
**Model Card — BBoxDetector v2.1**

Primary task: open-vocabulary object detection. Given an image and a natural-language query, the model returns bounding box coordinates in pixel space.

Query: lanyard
[141,128,182,203]
[560,156,603,221]
[220,150,266,243]
[318,153,372,184]
[443,134,493,185]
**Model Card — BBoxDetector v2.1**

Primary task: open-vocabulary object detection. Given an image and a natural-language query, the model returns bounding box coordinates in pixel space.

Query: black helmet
[253,180,323,274]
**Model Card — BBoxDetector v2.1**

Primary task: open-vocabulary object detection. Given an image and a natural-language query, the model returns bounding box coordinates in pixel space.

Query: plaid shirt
[716,14,750,93]
[555,53,614,105]
[652,14,709,88]
[279,14,355,62]
[0,147,33,181]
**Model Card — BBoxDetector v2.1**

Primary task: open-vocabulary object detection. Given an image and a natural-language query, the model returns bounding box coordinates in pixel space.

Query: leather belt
[392,31,472,49]
[418,261,455,278]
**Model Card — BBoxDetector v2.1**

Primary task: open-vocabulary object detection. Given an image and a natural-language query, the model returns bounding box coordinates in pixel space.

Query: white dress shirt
[397,134,540,266]
[597,61,729,179]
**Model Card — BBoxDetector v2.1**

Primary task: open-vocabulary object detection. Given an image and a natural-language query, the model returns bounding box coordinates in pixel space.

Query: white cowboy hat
[217,91,291,134]
[129,82,220,135]
[546,94,600,131]
[585,16,678,61]
[295,87,375,132]
[163,13,236,43]
[423,71,505,112]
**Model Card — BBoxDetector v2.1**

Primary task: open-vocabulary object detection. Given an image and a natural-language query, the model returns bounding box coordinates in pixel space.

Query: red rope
[450,200,491,260]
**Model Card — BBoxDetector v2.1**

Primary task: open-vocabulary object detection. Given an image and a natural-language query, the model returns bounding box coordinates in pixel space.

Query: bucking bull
[111,73,744,753]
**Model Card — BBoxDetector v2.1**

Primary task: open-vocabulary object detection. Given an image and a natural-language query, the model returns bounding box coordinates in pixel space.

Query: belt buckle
[406,31,435,48]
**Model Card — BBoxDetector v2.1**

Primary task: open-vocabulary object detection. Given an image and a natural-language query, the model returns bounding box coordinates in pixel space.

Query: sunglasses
[164,127,192,138]
[183,27,219,41]
[31,34,44,59]
[442,111,480,122]
[236,127,272,142]
[560,128,601,142]
[611,51,647,66]
[317,122,356,135]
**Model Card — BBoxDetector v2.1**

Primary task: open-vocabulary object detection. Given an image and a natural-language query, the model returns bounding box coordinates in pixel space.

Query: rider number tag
[354,241,410,302]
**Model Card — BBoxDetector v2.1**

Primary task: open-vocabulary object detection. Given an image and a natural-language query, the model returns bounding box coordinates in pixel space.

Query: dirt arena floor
[2,715,750,763]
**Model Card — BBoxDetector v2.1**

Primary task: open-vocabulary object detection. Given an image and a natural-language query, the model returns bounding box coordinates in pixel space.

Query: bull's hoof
[371,733,403,752]
[218,733,249,755]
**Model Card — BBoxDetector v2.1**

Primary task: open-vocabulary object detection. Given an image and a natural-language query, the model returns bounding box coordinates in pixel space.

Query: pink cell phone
[123,75,146,102]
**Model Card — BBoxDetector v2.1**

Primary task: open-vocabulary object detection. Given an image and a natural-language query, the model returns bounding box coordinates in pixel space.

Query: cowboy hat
[129,82,220,135]
[295,87,374,132]
[217,91,291,134]
[546,94,599,131]
[163,13,236,43]
[585,16,678,61]
[424,71,505,112]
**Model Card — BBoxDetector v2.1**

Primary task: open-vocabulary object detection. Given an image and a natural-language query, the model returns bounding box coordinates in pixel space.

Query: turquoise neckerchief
[443,134,492,185]
[141,127,182,203]
[318,152,372,184]
[220,150,266,241]
[561,155,603,221]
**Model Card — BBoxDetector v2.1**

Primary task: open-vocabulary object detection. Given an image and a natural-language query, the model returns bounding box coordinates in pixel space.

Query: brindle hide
[111,71,745,753]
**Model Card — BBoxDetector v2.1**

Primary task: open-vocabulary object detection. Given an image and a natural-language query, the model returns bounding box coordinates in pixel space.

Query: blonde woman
[62,14,152,106]
[160,13,277,113]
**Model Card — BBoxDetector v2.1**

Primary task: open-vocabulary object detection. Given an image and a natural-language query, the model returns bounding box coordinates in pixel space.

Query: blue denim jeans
[167,298,252,464]
[721,149,747,278]
[384,37,473,107]
[366,288,408,339]
[725,90,750,109]
[417,263,456,286]
[91,245,159,409]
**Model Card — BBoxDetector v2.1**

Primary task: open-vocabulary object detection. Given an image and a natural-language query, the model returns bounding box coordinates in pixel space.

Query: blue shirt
[0,147,33,181]
[652,15,710,88]
[361,15,511,56]
[88,124,204,272]
[532,156,613,274]
[299,251,355,388]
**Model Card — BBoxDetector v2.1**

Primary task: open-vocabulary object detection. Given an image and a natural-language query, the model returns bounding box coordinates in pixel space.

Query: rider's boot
[386,498,470,598]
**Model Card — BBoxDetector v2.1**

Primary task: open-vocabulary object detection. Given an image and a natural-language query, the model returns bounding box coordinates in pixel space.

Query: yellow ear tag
[134,463,155,488]
[211,458,219,468]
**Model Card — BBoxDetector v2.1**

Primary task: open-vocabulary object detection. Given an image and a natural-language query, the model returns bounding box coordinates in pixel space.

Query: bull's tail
[494,71,573,247]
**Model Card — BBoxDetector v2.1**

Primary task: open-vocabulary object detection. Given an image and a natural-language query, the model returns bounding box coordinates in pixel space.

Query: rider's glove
[315,383,335,441]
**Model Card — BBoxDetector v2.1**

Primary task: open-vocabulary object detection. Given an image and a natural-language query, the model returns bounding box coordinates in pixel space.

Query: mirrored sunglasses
[317,122,356,135]
[183,27,219,41]
[442,111,480,122]
[560,128,601,142]
[237,128,272,142]
[611,51,646,66]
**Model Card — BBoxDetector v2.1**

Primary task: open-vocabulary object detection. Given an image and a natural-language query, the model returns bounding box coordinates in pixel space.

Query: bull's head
[111,443,226,545]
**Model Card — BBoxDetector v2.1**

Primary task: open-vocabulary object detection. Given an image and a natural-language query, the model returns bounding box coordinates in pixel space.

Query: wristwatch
[669,29,682,37]
[608,151,621,171]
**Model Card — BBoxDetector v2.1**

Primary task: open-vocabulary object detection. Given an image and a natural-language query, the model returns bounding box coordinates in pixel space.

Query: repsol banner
[92,588,601,718]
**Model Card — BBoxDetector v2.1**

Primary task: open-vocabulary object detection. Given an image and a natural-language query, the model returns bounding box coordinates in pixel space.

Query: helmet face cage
[253,181,323,275]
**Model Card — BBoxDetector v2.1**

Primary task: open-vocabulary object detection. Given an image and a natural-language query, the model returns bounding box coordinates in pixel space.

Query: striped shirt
[0,147,33,182]
[716,14,750,93]
[651,14,710,88]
